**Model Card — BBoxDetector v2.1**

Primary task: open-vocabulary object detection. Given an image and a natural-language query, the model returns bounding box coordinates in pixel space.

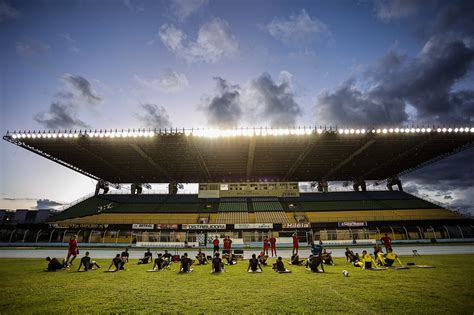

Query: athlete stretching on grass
[273,257,291,273]
[153,253,169,270]
[45,257,67,272]
[248,254,263,273]
[306,254,325,273]
[77,252,101,271]
[211,253,224,273]
[356,250,379,269]
[179,253,193,273]
[378,248,403,267]
[108,254,124,271]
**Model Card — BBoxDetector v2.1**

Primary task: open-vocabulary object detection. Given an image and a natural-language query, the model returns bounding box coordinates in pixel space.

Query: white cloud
[265,9,329,45]
[169,0,207,22]
[15,39,50,57]
[374,0,419,22]
[60,32,79,53]
[134,71,189,93]
[159,18,238,63]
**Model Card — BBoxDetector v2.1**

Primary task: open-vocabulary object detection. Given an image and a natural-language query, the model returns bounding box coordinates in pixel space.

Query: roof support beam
[284,138,318,180]
[324,139,376,180]
[246,138,256,179]
[129,144,172,180]
[187,138,211,181]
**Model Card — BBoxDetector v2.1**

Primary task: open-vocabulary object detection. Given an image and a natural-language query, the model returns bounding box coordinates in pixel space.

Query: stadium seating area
[48,191,460,225]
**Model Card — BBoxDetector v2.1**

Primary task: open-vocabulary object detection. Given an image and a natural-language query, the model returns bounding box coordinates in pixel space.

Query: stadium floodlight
[471,127,474,132]
[388,128,393,133]
[382,128,387,134]
[448,128,452,132]
[442,128,447,132]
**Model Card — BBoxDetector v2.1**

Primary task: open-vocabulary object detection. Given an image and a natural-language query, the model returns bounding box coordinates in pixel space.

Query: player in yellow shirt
[355,250,378,269]
[377,248,402,267]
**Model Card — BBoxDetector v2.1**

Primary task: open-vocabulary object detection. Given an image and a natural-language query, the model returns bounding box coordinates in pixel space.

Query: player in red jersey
[269,235,277,257]
[223,235,232,254]
[380,233,392,251]
[263,237,269,255]
[292,233,299,255]
[66,235,79,266]
[213,236,220,254]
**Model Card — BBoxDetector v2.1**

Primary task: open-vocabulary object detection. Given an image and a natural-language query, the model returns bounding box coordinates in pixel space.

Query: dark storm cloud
[35,199,64,209]
[249,72,302,127]
[403,149,474,190]
[201,77,242,128]
[316,37,474,126]
[63,74,102,104]
[34,101,90,129]
[402,148,474,214]
[135,104,172,128]
[433,0,474,35]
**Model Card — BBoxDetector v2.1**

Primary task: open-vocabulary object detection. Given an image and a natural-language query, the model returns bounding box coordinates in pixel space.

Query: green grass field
[1,254,473,314]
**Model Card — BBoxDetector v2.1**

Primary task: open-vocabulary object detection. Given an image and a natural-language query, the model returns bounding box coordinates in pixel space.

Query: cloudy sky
[0,0,473,213]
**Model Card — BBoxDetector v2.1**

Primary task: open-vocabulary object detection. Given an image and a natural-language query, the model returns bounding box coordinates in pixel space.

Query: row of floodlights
[7,127,474,140]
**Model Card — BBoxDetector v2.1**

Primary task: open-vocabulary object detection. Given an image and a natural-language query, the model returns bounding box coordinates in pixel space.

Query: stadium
[1,126,473,247]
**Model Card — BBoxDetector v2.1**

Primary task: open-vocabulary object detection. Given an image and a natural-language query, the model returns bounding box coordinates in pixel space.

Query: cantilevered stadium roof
[3,127,474,183]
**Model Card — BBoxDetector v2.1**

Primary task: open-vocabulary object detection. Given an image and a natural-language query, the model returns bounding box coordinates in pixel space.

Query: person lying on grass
[77,251,101,271]
[322,249,334,265]
[211,253,224,273]
[196,249,207,265]
[179,253,193,273]
[248,254,263,273]
[153,253,170,271]
[224,252,237,265]
[306,254,325,273]
[290,254,304,266]
[45,257,67,272]
[108,254,125,271]
[138,248,152,264]
[377,248,403,267]
[273,257,291,273]
[258,251,268,266]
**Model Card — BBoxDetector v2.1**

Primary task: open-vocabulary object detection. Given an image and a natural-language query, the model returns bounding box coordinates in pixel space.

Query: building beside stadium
[1,126,473,247]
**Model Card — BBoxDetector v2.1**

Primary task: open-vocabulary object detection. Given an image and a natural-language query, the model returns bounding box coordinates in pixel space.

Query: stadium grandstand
[1,126,473,247]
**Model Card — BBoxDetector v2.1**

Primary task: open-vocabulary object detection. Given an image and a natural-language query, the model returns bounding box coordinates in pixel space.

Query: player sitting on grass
[377,248,403,267]
[153,253,169,271]
[306,254,325,273]
[322,249,334,265]
[290,254,304,266]
[345,247,357,263]
[248,254,263,273]
[196,249,207,265]
[224,252,237,265]
[77,252,101,271]
[211,253,224,273]
[273,257,291,273]
[138,248,152,264]
[355,250,379,270]
[121,248,130,264]
[258,251,268,266]
[108,254,124,271]
[179,253,193,273]
[45,257,67,272]
[163,250,172,264]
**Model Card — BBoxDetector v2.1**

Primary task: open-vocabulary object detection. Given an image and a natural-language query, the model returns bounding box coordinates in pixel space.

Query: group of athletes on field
[45,233,402,273]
